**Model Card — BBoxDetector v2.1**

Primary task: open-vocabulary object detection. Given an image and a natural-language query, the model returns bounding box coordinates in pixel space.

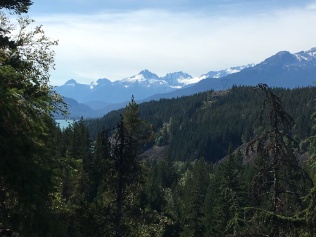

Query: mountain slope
[54,97,95,119]
[85,86,316,163]
[151,47,316,99]
[57,47,316,118]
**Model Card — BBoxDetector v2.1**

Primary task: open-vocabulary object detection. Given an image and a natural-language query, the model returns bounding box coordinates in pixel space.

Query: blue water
[55,119,76,129]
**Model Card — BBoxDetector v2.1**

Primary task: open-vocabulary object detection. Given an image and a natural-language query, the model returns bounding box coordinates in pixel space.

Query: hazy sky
[25,0,316,85]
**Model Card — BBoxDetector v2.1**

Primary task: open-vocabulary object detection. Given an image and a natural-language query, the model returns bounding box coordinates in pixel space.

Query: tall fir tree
[243,84,312,236]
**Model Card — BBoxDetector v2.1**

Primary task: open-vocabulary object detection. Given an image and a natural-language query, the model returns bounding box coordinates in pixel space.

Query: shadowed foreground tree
[242,84,312,236]
[299,112,316,235]
[0,3,64,235]
[0,0,32,14]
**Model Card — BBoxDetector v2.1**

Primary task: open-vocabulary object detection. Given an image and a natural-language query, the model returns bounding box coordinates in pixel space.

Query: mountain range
[56,47,316,118]
[56,65,254,104]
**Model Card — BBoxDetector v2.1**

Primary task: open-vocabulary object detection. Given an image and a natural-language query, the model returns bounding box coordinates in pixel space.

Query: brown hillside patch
[141,145,169,161]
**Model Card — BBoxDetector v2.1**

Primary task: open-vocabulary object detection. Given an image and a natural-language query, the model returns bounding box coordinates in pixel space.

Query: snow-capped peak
[161,71,193,87]
[139,69,160,80]
[258,47,316,67]
[120,70,160,84]
[89,78,112,89]
[294,47,316,63]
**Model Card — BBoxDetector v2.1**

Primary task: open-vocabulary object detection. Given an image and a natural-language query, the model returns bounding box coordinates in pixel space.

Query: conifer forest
[2,1,316,237]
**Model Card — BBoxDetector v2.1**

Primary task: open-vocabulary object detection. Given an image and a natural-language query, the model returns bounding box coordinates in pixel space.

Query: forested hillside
[86,85,316,163]
[48,84,316,236]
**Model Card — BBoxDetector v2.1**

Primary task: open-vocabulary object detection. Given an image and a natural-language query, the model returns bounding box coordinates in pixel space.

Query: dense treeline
[86,85,316,162]
[4,77,316,236]
[47,85,316,236]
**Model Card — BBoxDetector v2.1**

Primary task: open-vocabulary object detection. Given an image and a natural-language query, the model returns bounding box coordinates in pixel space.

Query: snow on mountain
[161,71,193,88]
[158,48,316,102]
[55,46,316,119]
[169,64,255,87]
[56,65,257,104]
[259,48,316,69]
[59,65,252,95]
[294,47,316,64]
[177,76,203,86]
[201,64,255,79]
[119,70,159,83]
[139,69,160,80]
[115,70,170,88]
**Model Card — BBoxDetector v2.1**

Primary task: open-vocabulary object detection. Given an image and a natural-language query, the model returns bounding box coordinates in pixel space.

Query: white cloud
[33,5,316,85]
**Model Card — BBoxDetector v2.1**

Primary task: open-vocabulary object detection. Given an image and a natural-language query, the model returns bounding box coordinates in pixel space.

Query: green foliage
[59,98,163,237]
[123,95,141,133]
[180,159,211,236]
[97,98,156,237]
[298,111,316,236]
[48,85,316,236]
[78,85,316,236]
[243,84,312,236]
[0,5,66,235]
[204,152,250,236]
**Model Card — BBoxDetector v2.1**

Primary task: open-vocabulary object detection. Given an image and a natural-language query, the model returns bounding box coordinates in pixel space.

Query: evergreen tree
[0,3,64,235]
[224,154,246,234]
[88,97,154,236]
[298,111,316,236]
[243,84,311,236]
[0,0,32,14]
[180,159,210,237]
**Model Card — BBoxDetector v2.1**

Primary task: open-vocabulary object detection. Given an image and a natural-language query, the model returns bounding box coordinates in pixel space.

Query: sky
[23,0,316,85]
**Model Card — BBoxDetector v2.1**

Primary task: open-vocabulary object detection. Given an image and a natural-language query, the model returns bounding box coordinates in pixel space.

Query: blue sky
[25,0,316,85]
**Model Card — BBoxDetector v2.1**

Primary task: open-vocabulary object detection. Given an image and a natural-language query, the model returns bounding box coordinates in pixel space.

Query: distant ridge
[146,47,316,100]
[56,65,252,104]
[55,47,316,118]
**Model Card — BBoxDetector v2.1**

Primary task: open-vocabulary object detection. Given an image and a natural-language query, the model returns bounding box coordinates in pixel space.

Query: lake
[55,119,76,129]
